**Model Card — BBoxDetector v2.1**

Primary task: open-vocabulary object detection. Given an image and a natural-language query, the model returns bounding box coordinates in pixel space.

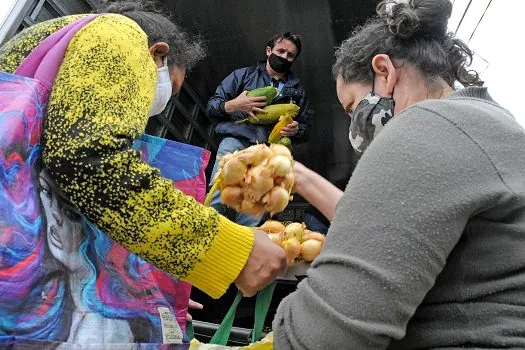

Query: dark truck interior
[159,1,376,345]
[1,0,376,345]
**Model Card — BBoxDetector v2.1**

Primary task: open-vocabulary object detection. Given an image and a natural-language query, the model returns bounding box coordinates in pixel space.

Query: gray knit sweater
[273,87,525,349]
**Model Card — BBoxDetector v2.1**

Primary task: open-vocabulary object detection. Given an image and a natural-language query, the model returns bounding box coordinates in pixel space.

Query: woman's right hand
[292,161,309,195]
[234,230,287,297]
[291,161,343,222]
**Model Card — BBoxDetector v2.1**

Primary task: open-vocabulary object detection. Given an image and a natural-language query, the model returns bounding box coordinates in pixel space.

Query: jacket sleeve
[273,106,505,348]
[42,14,254,299]
[206,68,247,121]
[292,86,310,143]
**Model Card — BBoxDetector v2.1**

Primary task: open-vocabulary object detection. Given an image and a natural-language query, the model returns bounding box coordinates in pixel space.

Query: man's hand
[280,121,299,137]
[225,91,268,120]
[235,230,287,297]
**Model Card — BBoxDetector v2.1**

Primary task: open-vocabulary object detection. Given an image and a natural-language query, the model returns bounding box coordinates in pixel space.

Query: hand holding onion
[258,220,325,264]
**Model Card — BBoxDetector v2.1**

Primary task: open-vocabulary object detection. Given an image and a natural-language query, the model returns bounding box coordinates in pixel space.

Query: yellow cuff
[185,215,254,298]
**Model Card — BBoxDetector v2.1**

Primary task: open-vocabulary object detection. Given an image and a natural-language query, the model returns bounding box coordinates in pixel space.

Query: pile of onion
[259,220,325,264]
[205,144,294,216]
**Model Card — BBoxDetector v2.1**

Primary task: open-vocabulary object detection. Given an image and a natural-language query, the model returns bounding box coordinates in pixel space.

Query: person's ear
[371,54,397,96]
[149,42,170,68]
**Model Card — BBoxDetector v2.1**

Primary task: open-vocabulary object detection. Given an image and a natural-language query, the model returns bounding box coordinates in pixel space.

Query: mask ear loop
[390,86,396,110]
[371,68,396,113]
[371,69,395,99]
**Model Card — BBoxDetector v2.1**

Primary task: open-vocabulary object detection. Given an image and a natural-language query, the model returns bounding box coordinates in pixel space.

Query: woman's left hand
[186,299,204,322]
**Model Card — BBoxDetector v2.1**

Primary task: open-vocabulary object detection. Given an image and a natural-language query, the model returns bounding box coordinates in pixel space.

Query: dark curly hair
[332,0,483,88]
[95,0,206,70]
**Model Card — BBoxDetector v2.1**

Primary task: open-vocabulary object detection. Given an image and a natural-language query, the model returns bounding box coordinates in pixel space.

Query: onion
[268,233,284,248]
[280,172,295,192]
[301,239,323,261]
[302,231,326,243]
[240,199,265,216]
[265,186,289,215]
[238,144,273,165]
[260,220,286,233]
[244,165,274,198]
[219,153,234,167]
[270,144,292,160]
[284,222,305,240]
[222,158,247,185]
[269,155,292,177]
[220,186,243,208]
[283,237,301,263]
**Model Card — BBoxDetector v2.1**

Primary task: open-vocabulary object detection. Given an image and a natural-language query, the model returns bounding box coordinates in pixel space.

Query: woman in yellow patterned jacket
[0,1,286,299]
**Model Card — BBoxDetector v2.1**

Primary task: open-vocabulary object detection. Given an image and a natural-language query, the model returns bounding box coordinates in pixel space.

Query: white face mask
[148,56,173,117]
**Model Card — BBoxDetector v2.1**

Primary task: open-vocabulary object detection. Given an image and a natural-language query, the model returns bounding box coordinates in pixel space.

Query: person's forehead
[336,78,357,107]
[40,171,79,208]
[273,39,297,53]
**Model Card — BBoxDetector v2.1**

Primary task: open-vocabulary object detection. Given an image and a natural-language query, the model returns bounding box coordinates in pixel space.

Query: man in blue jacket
[207,32,309,226]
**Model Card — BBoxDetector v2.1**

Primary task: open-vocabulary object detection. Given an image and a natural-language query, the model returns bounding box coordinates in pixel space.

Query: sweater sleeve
[42,14,254,299]
[206,68,247,121]
[273,105,507,348]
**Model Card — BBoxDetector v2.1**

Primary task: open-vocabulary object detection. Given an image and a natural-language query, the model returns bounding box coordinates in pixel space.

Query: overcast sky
[0,0,522,126]
[0,1,16,25]
[449,0,523,126]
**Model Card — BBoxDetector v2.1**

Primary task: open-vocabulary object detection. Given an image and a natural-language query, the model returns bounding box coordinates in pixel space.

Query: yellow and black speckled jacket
[0,14,254,298]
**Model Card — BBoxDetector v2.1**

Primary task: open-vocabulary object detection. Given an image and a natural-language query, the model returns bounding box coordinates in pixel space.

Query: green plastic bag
[188,282,276,349]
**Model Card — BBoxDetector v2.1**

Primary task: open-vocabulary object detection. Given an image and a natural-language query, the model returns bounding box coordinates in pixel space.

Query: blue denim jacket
[206,62,309,144]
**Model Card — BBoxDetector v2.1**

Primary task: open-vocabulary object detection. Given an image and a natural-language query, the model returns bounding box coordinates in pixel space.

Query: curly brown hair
[333,0,483,88]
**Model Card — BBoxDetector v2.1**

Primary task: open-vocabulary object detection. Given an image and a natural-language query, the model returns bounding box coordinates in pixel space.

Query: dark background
[164,0,376,185]
[161,0,377,328]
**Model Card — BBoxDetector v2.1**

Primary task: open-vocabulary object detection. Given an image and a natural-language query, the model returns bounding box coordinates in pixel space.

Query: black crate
[275,202,309,223]
[146,81,218,154]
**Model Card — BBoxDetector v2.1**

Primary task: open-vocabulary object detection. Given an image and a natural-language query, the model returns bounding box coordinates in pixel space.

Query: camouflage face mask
[348,91,395,154]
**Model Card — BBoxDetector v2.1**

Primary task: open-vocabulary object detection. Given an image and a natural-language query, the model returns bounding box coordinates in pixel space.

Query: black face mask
[268,53,293,73]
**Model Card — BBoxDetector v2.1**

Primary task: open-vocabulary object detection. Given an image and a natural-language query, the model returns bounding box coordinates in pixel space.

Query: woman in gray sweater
[273,0,525,349]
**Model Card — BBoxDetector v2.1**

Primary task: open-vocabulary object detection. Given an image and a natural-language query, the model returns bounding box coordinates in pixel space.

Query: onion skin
[214,143,295,216]
[222,157,247,185]
[268,233,285,248]
[280,172,295,192]
[284,237,301,263]
[266,186,290,215]
[302,231,326,243]
[284,222,305,241]
[244,165,274,200]
[301,239,323,261]
[269,155,292,177]
[261,220,325,262]
[240,199,265,216]
[220,186,243,208]
[238,144,273,165]
[270,144,293,160]
[260,220,286,233]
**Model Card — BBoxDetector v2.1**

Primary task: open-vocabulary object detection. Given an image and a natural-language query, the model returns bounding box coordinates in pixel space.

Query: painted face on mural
[38,169,85,271]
